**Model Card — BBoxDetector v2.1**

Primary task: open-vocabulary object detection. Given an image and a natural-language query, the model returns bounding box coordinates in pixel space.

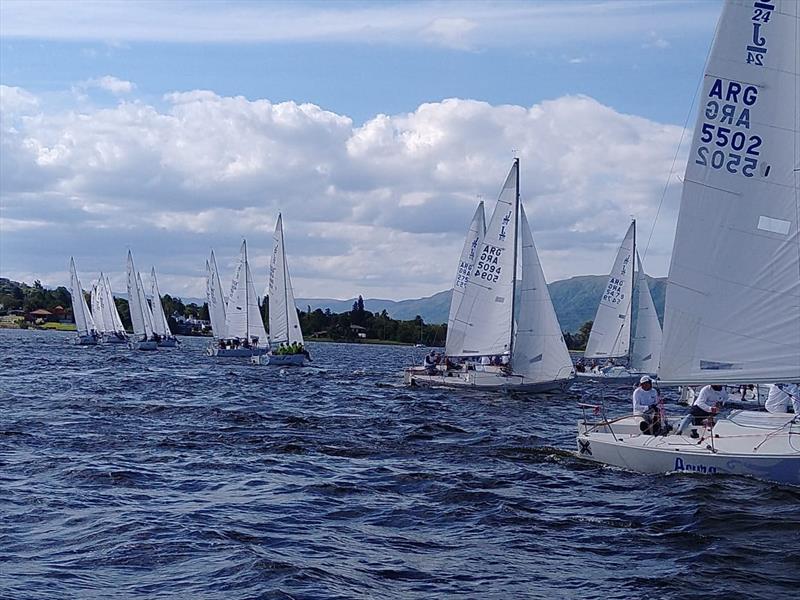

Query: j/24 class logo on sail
[746,1,774,67]
[474,245,503,283]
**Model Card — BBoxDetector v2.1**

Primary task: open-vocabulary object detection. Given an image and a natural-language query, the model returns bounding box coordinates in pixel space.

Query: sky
[0,0,723,301]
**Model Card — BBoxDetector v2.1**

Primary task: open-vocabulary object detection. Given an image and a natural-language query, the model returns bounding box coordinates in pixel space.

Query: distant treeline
[1,279,593,348]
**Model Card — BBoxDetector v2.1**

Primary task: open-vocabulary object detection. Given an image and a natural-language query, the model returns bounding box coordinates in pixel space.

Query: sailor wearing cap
[632,375,658,414]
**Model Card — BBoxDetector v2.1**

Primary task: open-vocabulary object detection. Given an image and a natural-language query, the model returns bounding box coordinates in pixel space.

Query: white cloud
[0,85,687,300]
[643,30,670,49]
[83,75,136,95]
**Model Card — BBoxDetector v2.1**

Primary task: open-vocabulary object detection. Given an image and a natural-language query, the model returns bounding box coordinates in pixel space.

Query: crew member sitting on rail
[765,383,799,414]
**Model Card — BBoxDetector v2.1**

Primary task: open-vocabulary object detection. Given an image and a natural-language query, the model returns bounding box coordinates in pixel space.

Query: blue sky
[0,0,722,300]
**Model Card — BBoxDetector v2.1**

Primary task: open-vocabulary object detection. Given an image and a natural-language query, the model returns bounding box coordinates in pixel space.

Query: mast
[630,218,636,363]
[244,240,249,340]
[283,221,290,344]
[509,157,520,360]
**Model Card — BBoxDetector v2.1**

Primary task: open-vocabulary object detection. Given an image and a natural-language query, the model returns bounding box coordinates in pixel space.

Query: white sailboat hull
[75,334,98,346]
[577,411,800,486]
[157,337,179,348]
[404,366,573,393]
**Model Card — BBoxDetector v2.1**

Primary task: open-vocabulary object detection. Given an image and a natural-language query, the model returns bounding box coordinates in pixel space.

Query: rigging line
[641,5,721,264]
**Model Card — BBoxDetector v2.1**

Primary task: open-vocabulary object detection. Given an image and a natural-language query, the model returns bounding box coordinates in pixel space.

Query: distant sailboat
[149,267,178,347]
[260,214,309,366]
[68,257,98,345]
[404,159,574,391]
[208,241,268,357]
[205,250,228,346]
[93,274,127,344]
[578,0,799,486]
[578,221,662,382]
[126,251,158,351]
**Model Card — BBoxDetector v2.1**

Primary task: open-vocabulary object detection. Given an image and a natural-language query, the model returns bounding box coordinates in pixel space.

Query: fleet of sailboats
[577,0,799,486]
[52,0,798,488]
[578,220,663,383]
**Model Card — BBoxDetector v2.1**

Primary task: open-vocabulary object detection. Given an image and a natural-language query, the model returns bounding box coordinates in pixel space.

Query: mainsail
[91,282,106,333]
[512,205,574,382]
[149,267,173,338]
[659,0,800,384]
[225,241,268,344]
[206,251,227,339]
[69,257,96,336]
[448,160,520,357]
[444,202,486,356]
[630,253,662,373]
[269,214,304,346]
[584,221,635,359]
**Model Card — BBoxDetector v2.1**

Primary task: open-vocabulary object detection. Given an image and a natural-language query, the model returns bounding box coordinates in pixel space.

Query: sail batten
[659,0,800,384]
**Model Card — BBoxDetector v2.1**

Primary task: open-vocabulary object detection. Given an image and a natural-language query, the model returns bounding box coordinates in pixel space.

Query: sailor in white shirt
[690,384,727,424]
[632,375,658,414]
[765,383,800,414]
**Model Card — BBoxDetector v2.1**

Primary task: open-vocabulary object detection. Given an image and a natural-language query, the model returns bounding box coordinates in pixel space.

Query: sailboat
[92,274,127,344]
[205,250,228,353]
[126,251,158,351]
[100,274,128,343]
[577,221,662,382]
[149,267,178,347]
[577,0,799,486]
[404,159,575,392]
[208,241,268,357]
[68,257,99,345]
[258,214,309,366]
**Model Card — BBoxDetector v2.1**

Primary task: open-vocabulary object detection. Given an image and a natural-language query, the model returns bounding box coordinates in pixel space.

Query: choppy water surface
[1,329,798,599]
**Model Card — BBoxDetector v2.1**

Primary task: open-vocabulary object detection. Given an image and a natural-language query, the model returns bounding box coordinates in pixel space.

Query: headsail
[512,205,574,382]
[659,0,800,384]
[69,257,96,336]
[149,267,173,338]
[448,160,519,357]
[269,214,304,346]
[445,201,486,356]
[206,251,227,339]
[584,221,635,359]
[630,253,662,373]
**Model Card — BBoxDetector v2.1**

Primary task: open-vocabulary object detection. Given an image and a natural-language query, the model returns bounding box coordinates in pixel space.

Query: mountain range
[294,274,666,333]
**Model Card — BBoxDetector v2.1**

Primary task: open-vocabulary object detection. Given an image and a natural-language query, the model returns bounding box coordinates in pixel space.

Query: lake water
[1,329,797,599]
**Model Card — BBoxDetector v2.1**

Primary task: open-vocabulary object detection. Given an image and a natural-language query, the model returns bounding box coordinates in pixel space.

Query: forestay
[630,254,662,373]
[445,202,486,356]
[512,205,574,383]
[660,0,800,384]
[584,221,635,359]
[206,251,227,339]
[269,214,304,346]
[69,257,96,336]
[448,160,519,357]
